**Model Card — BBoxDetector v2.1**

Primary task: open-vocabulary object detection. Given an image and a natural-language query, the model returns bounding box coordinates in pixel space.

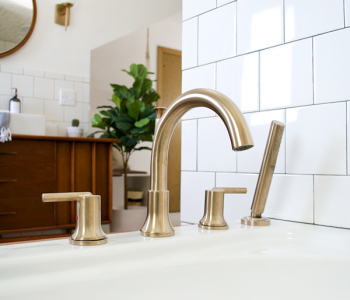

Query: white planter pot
[67,127,83,137]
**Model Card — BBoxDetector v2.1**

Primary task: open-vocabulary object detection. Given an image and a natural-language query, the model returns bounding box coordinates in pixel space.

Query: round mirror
[0,0,37,58]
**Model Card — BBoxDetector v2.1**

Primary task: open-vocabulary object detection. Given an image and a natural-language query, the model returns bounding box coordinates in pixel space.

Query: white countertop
[1,220,350,300]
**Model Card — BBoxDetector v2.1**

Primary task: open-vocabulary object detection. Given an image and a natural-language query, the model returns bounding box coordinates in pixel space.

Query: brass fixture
[55,3,74,31]
[42,192,107,245]
[241,120,285,226]
[140,88,254,237]
[199,188,247,230]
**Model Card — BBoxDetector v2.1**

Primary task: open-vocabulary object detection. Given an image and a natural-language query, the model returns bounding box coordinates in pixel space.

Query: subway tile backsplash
[0,66,90,136]
[181,0,350,229]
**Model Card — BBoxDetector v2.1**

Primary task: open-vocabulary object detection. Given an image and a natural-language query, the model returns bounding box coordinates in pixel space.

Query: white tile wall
[182,0,216,21]
[314,28,350,104]
[181,171,215,223]
[216,172,258,223]
[237,0,283,55]
[181,120,197,171]
[182,0,350,229]
[182,63,216,119]
[260,39,313,110]
[237,109,285,173]
[0,65,90,136]
[314,176,350,228]
[198,117,236,172]
[182,17,198,70]
[265,174,314,223]
[198,2,236,65]
[285,0,344,42]
[216,52,259,113]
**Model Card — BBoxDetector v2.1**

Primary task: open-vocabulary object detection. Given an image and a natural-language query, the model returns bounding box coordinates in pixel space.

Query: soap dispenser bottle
[9,88,21,113]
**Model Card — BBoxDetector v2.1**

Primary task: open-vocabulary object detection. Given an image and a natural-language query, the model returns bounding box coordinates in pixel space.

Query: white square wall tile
[83,83,90,103]
[237,0,283,55]
[182,64,216,119]
[182,17,198,70]
[0,72,11,95]
[237,110,285,173]
[34,77,54,99]
[56,122,71,136]
[181,171,215,223]
[285,0,344,42]
[264,174,313,223]
[45,72,64,80]
[54,80,74,100]
[45,100,64,121]
[315,176,350,228]
[198,2,236,65]
[75,82,84,102]
[1,65,22,74]
[346,0,350,27]
[314,28,350,104]
[12,75,34,97]
[260,39,313,110]
[24,69,44,77]
[83,103,90,123]
[182,0,216,21]
[216,173,258,223]
[64,102,83,122]
[181,120,197,171]
[286,103,347,175]
[217,0,235,7]
[217,52,259,113]
[22,98,44,115]
[198,117,236,172]
[0,95,11,110]
[65,74,84,82]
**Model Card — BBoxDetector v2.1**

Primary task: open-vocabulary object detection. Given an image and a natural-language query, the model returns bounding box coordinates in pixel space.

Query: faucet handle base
[198,223,228,230]
[69,237,108,246]
[241,216,270,226]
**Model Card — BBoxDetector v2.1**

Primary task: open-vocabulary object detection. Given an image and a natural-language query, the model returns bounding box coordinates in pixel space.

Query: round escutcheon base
[198,223,229,230]
[69,237,108,246]
[241,216,271,226]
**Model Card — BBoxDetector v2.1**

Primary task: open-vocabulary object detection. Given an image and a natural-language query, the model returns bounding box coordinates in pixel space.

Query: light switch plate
[59,89,75,106]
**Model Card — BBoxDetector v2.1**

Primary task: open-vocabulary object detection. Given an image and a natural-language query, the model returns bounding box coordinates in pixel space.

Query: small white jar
[67,127,83,137]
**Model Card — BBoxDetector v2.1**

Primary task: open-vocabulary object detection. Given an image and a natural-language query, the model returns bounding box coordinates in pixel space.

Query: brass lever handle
[42,192,107,245]
[199,187,247,230]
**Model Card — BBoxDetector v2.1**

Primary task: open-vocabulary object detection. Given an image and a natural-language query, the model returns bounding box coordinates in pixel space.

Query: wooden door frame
[157,46,182,106]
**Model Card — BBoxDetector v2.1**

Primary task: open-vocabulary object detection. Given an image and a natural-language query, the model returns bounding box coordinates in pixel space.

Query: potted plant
[88,64,159,209]
[67,119,83,137]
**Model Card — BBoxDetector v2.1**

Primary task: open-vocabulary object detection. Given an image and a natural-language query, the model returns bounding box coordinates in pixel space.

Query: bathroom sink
[1,220,349,300]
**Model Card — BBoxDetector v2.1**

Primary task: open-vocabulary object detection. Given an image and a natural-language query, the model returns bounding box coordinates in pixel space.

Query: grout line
[197,16,199,66]
[347,101,348,175]
[183,1,235,22]
[284,109,287,174]
[312,37,315,105]
[258,51,261,111]
[196,119,199,171]
[181,26,349,72]
[283,0,285,43]
[269,217,350,231]
[215,172,217,187]
[235,0,238,56]
[313,175,315,224]
[344,0,346,28]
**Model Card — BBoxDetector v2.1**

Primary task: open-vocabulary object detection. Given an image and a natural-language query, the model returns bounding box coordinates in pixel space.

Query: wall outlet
[59,89,75,106]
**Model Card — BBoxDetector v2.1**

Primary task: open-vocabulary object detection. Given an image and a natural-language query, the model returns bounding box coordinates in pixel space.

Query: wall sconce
[55,3,74,31]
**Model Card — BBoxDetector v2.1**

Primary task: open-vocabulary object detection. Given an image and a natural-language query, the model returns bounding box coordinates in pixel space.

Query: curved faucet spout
[141,88,254,237]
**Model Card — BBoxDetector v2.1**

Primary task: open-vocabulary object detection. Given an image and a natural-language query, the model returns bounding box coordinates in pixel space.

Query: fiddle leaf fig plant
[88,64,159,210]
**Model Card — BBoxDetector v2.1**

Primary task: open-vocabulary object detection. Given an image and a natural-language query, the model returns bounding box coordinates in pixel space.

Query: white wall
[181,0,350,229]
[90,12,182,172]
[0,0,182,77]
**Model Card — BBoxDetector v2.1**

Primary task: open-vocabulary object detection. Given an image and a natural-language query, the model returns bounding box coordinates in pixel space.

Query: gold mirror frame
[0,0,37,58]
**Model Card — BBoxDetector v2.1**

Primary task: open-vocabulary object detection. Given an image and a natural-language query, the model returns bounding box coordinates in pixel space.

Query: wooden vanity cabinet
[0,135,119,242]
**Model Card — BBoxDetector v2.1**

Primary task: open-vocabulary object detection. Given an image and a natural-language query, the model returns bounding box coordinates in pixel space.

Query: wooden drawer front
[0,197,54,231]
[0,140,54,167]
[0,166,54,198]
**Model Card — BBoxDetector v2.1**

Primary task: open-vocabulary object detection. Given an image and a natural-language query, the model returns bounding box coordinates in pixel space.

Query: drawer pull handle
[0,212,17,216]
[0,180,17,183]
[0,151,17,155]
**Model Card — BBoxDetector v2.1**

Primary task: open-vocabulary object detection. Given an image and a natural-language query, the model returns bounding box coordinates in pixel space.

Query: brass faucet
[140,88,254,237]
[42,192,107,245]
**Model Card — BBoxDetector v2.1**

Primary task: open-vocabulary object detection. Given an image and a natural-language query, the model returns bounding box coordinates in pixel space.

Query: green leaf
[132,77,143,97]
[140,78,153,97]
[91,114,106,129]
[140,106,155,119]
[134,146,152,151]
[128,102,141,120]
[139,133,153,142]
[135,117,150,128]
[121,136,137,148]
[115,115,134,132]
[138,100,145,112]
[142,90,160,105]
[112,94,122,109]
[130,127,144,134]
[125,95,135,109]
[87,130,105,138]
[97,105,114,109]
